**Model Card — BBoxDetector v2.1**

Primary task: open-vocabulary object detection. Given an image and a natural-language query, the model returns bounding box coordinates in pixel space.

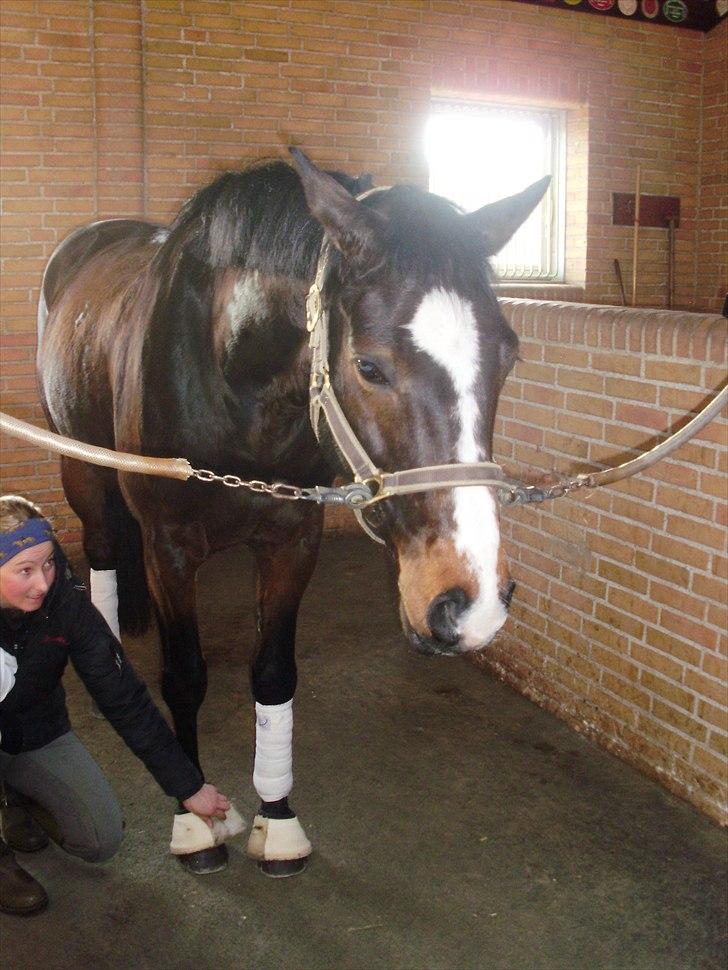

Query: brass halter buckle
[305,283,322,332]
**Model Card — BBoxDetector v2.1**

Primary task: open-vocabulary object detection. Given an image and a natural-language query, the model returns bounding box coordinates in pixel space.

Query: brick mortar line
[499,639,718,758]
[549,621,700,684]
[506,492,721,538]
[506,514,721,566]
[513,581,723,652]
[499,659,697,762]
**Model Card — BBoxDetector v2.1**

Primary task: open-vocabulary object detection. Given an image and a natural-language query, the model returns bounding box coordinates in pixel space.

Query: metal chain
[496,476,589,506]
[191,468,307,500]
[190,467,375,508]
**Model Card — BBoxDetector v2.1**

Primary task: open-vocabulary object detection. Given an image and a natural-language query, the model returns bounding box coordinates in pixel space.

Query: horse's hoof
[176,843,228,875]
[258,857,308,878]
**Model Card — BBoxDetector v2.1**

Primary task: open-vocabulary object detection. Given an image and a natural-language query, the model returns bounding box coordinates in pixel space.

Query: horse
[36,149,549,875]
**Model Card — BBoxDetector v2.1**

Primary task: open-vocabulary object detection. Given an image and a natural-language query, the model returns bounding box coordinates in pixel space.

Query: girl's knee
[65,822,124,863]
[90,830,123,863]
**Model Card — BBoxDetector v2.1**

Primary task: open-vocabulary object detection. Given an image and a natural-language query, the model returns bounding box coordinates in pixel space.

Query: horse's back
[38,219,165,445]
[40,219,162,316]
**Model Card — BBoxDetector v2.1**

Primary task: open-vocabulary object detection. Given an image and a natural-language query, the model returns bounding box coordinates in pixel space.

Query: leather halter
[305,217,521,542]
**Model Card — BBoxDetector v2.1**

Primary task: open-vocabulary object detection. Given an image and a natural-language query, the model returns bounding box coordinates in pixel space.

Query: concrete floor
[2,534,726,970]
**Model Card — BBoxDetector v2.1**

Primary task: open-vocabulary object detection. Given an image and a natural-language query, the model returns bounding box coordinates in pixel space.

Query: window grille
[425,100,566,282]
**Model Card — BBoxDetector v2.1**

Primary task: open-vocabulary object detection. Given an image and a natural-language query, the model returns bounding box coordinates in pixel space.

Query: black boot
[0,838,48,916]
[0,786,49,853]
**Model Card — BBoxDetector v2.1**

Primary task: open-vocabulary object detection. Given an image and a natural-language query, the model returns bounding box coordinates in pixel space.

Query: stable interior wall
[491,299,727,825]
[1,1,726,820]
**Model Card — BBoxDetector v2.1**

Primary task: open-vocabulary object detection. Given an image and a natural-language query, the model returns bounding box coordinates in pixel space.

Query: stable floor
[2,535,726,970]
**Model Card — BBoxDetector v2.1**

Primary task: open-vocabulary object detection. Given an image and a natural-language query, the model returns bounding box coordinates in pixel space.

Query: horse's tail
[109,491,152,637]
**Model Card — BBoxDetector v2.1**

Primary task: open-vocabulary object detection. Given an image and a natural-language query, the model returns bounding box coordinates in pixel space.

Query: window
[425,100,566,282]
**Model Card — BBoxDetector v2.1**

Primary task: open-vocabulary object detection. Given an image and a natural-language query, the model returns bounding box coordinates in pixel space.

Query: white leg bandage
[252,700,293,803]
[90,568,121,641]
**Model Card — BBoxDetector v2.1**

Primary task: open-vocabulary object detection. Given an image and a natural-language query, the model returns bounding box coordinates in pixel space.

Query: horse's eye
[355,357,388,386]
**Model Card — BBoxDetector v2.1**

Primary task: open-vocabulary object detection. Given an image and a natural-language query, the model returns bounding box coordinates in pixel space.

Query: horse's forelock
[354,187,492,295]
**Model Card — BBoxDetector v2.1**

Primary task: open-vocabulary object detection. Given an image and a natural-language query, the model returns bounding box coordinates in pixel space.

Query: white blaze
[406,288,507,648]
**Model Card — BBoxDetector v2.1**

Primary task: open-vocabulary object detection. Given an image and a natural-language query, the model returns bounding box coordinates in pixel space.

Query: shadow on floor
[3,535,726,970]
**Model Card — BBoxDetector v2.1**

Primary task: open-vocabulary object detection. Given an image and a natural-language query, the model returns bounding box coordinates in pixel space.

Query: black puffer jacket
[0,545,203,802]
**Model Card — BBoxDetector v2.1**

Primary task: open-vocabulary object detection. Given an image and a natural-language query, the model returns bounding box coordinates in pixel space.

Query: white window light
[425,100,566,282]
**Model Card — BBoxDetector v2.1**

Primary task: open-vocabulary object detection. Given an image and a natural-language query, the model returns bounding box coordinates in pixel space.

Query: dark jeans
[0,731,123,863]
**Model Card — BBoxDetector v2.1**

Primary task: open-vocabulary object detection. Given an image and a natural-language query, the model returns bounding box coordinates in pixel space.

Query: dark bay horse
[37,150,548,874]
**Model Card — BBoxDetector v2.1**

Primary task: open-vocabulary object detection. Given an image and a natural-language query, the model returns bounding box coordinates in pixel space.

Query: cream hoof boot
[246,815,311,877]
[170,805,245,874]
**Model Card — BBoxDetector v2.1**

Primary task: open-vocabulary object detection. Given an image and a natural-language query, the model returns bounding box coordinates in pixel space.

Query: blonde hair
[0,495,45,533]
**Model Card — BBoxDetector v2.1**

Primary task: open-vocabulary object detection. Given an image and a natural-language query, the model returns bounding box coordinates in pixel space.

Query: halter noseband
[305,195,532,542]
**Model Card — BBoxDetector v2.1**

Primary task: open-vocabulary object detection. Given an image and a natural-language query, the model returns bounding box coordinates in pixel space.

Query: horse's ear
[290,148,385,265]
[466,175,551,256]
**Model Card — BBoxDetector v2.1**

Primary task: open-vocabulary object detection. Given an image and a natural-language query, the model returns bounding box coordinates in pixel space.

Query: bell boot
[0,840,49,916]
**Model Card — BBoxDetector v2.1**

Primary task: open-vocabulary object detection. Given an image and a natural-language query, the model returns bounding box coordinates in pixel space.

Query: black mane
[165,160,370,279]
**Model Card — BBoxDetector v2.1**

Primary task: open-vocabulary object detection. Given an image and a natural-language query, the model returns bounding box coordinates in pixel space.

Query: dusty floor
[2,534,726,970]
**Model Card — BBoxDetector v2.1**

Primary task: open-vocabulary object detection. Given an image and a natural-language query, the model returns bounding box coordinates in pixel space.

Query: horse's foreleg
[143,521,226,874]
[247,516,322,877]
[143,522,208,770]
[156,613,208,771]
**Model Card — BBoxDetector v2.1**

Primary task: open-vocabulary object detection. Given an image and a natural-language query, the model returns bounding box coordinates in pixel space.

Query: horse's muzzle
[400,579,513,657]
[427,586,469,647]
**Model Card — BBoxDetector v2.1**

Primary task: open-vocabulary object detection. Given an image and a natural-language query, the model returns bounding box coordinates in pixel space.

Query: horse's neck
[214,269,308,385]
[218,274,321,471]
[142,258,319,472]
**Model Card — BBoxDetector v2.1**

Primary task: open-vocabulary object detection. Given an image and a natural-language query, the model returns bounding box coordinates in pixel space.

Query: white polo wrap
[90,568,121,641]
[253,699,293,803]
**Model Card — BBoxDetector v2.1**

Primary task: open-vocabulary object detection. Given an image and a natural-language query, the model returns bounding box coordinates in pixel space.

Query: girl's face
[0,541,56,612]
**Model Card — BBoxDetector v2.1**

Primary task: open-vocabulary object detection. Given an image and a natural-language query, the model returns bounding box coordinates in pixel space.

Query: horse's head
[292,150,549,657]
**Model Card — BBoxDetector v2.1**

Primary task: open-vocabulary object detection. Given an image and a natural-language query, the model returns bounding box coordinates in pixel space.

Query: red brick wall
[2,0,95,534]
[1,2,726,818]
[490,299,727,825]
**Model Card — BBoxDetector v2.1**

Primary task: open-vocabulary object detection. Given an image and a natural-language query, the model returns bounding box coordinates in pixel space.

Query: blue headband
[0,518,55,565]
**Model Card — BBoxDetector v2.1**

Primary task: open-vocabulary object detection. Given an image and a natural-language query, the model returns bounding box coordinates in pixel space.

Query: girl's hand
[182,784,231,825]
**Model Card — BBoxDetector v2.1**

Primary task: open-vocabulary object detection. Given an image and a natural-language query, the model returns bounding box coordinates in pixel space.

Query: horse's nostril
[427,587,469,646]
[500,579,516,610]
